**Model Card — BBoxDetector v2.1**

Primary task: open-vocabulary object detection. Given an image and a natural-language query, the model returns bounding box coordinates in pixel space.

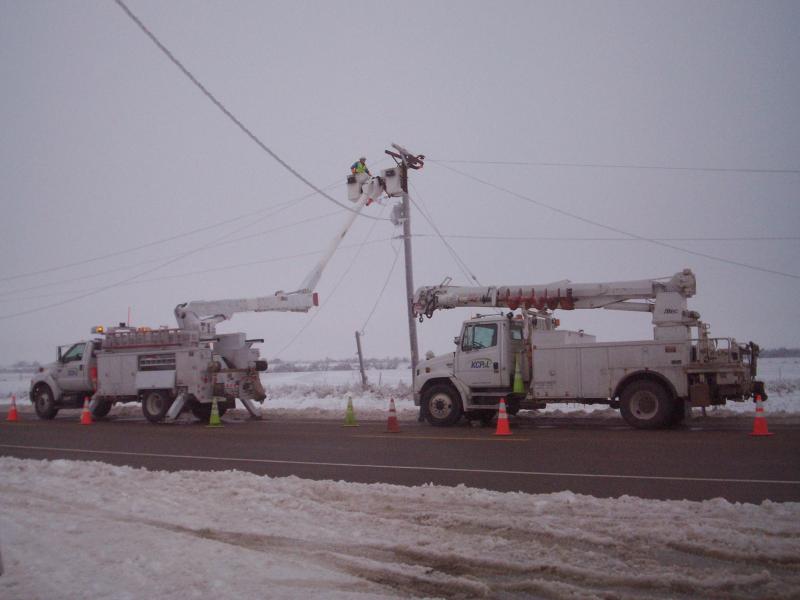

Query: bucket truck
[30,176,386,423]
[412,269,764,429]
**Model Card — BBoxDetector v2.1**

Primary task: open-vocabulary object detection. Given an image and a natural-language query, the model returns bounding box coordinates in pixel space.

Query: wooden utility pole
[354,330,368,390]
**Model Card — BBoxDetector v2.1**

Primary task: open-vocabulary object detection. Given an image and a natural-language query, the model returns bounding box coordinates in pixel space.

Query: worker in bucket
[351,156,371,176]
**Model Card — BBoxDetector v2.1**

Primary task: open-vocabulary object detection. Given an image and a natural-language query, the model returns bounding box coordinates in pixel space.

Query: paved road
[2,411,799,503]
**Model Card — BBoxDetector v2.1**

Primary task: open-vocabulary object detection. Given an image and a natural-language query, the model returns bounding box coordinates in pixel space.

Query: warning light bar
[91,326,105,334]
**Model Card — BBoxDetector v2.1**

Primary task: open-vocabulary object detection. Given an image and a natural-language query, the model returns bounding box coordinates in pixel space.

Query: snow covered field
[1,458,798,599]
[1,358,799,598]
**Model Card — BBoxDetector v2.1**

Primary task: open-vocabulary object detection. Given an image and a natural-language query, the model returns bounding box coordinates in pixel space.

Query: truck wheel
[33,384,59,420]
[422,384,463,427]
[142,391,173,423]
[92,399,113,419]
[620,380,674,430]
[190,403,227,422]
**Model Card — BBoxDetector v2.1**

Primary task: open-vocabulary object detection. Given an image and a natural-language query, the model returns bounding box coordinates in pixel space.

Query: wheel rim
[145,394,164,414]
[429,392,454,420]
[36,391,51,410]
[630,390,659,420]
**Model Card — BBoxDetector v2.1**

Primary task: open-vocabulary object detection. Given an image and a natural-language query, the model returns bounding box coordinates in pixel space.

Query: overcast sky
[1,0,798,365]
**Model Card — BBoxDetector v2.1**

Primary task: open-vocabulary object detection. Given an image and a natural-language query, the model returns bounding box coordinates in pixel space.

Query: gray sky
[1,0,798,365]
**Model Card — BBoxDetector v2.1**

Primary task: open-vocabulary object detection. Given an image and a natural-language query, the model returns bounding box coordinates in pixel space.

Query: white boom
[175,177,384,338]
[414,269,699,339]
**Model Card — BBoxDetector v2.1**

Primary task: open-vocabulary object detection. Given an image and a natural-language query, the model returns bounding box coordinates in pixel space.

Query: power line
[0,208,342,299]
[361,242,402,335]
[0,175,346,285]
[431,161,800,280]
[113,0,388,222]
[0,238,395,305]
[410,233,800,242]
[408,186,481,285]
[432,158,800,175]
[274,206,390,357]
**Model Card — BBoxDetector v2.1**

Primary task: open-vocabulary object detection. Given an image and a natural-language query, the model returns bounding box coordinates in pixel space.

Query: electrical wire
[0,175,345,285]
[0,238,396,305]
[432,158,800,175]
[360,242,402,335]
[274,206,389,357]
[431,161,800,280]
[409,233,800,242]
[113,0,389,222]
[409,184,481,285]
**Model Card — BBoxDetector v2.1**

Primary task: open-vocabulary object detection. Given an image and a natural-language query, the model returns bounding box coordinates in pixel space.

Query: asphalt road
[2,411,799,503]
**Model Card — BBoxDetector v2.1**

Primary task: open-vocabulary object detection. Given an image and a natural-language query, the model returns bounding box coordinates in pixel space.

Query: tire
[422,384,463,427]
[620,380,674,430]
[33,384,59,420]
[190,402,227,422]
[92,399,113,419]
[142,391,173,423]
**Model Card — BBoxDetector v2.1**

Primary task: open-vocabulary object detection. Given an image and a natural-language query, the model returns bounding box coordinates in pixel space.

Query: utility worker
[351,156,371,176]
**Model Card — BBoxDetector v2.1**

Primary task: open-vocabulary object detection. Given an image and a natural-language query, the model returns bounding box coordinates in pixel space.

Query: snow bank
[1,457,798,599]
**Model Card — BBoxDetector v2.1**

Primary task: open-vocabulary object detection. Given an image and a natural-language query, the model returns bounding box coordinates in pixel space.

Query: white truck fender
[29,373,63,401]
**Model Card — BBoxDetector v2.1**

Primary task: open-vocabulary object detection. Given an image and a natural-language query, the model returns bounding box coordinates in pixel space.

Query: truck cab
[415,313,530,425]
[30,340,100,419]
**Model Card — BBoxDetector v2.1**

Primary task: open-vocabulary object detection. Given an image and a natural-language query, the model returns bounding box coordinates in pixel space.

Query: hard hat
[359,156,366,161]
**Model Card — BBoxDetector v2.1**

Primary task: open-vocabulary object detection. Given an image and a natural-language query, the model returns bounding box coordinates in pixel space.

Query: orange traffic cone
[386,398,400,433]
[494,397,512,436]
[6,394,19,422]
[80,396,93,425]
[750,394,773,437]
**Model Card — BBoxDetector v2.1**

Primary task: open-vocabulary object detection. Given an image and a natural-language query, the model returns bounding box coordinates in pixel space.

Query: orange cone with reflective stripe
[6,394,18,422]
[386,398,400,433]
[494,397,512,436]
[750,394,773,437]
[80,396,93,425]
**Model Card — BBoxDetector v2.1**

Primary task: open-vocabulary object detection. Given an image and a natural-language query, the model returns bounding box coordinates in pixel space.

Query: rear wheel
[620,380,674,430]
[92,399,113,418]
[33,384,58,420]
[191,402,227,422]
[422,384,463,427]
[142,391,173,423]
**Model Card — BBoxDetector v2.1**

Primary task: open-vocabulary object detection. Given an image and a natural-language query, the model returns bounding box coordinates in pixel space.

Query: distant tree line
[268,357,410,373]
[759,348,800,358]
[0,361,42,374]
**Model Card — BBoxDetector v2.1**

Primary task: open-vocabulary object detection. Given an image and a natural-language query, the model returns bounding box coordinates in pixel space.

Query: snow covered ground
[3,357,799,421]
[1,458,798,599]
[1,358,799,598]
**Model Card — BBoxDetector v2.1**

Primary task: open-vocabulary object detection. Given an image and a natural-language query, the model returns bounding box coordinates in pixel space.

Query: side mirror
[453,336,460,345]
[57,347,63,362]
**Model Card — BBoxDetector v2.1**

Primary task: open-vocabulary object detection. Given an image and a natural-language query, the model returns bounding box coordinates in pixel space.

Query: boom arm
[176,179,383,337]
[414,269,698,332]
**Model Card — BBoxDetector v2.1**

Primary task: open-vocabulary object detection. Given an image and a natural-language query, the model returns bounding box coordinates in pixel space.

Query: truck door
[455,322,505,388]
[56,343,89,392]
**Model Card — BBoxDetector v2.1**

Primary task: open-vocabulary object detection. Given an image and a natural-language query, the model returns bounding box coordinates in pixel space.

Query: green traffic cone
[206,398,224,428]
[343,395,359,427]
[513,353,525,394]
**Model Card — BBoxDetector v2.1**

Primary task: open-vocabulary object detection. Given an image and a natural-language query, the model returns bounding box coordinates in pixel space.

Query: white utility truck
[30,174,391,423]
[412,269,764,429]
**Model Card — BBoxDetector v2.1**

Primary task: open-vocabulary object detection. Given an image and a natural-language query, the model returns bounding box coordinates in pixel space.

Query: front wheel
[33,384,59,420]
[422,384,463,427]
[620,380,674,430]
[142,391,173,423]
